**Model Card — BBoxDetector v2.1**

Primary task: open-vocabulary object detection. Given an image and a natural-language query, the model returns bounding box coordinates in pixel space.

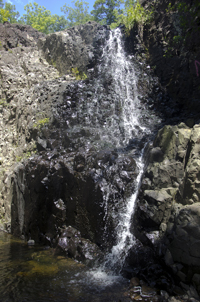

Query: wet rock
[73,153,85,172]
[56,226,102,265]
[140,284,157,298]
[130,277,140,288]
[27,239,35,245]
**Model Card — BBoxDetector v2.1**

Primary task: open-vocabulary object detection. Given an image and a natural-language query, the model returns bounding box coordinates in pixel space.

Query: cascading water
[83,28,159,278]
[79,28,148,148]
[103,149,144,273]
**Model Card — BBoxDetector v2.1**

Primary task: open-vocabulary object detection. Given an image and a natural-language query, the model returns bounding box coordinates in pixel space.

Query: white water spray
[86,28,149,281]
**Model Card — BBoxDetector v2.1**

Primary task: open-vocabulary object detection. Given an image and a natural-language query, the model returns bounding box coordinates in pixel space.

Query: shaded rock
[149,147,164,163]
[136,122,200,294]
[169,203,200,266]
[56,226,102,265]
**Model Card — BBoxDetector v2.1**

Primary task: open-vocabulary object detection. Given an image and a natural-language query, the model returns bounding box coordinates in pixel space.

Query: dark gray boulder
[38,21,110,75]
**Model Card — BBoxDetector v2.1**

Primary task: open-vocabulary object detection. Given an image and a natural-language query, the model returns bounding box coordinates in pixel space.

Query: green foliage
[0,99,7,107]
[33,118,49,130]
[112,0,152,33]
[164,1,200,58]
[19,2,61,34]
[166,1,200,29]
[0,0,19,23]
[51,15,67,32]
[71,67,87,80]
[61,0,93,28]
[91,0,123,25]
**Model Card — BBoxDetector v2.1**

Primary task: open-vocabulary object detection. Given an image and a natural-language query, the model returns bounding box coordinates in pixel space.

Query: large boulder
[169,203,200,267]
[55,225,103,265]
[38,21,110,75]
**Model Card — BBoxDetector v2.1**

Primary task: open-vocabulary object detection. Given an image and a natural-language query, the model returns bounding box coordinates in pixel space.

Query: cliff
[0,0,200,299]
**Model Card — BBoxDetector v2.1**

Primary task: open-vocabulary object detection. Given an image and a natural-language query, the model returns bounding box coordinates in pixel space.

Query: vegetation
[0,0,19,23]
[164,1,200,57]
[0,0,153,34]
[33,118,49,130]
[61,0,93,28]
[112,0,153,32]
[19,2,62,34]
[16,150,36,162]
[0,99,7,107]
[91,0,123,25]
[71,67,87,80]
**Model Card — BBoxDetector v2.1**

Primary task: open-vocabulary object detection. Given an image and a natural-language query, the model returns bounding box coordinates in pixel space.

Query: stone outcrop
[135,123,200,293]
[38,21,109,75]
[1,22,142,254]
[0,21,110,231]
[139,0,200,110]
[0,22,45,50]
[55,225,103,265]
[125,0,200,117]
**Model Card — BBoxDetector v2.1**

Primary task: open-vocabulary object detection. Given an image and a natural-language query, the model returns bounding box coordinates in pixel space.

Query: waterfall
[103,150,144,273]
[89,28,146,147]
[85,28,156,279]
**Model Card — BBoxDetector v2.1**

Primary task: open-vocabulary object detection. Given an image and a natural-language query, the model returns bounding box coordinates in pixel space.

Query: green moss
[51,59,57,68]
[33,117,49,130]
[0,99,8,107]
[16,150,36,162]
[71,67,87,80]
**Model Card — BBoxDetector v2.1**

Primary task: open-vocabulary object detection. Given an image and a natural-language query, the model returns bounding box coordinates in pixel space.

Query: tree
[61,0,93,28]
[51,15,67,32]
[113,0,152,33]
[0,0,20,23]
[19,2,59,34]
[91,0,124,25]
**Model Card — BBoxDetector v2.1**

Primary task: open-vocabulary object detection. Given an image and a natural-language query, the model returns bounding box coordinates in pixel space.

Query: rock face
[139,0,200,110]
[135,123,200,291]
[125,0,200,118]
[0,22,109,232]
[0,22,45,50]
[0,4,200,297]
[55,225,103,265]
[38,21,109,75]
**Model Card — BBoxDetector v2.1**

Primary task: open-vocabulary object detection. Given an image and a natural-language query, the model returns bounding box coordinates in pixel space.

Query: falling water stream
[0,28,161,301]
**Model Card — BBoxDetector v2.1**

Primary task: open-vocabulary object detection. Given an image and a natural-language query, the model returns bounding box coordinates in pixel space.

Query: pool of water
[0,231,131,302]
